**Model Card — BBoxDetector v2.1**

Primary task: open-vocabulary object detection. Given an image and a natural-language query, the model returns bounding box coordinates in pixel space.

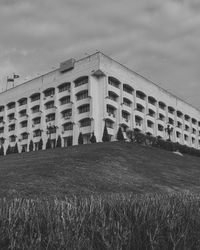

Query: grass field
[0,141,200,198]
[1,192,200,249]
[1,142,200,249]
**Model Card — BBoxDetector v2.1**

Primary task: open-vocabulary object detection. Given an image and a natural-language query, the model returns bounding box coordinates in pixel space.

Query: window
[74,76,88,87]
[107,105,116,117]
[192,137,195,144]
[136,103,145,113]
[0,106,4,112]
[105,119,114,128]
[33,129,41,137]
[108,91,118,102]
[80,118,91,127]
[192,118,197,125]
[158,113,165,121]
[63,136,73,147]
[32,105,40,113]
[76,90,88,101]
[122,110,129,122]
[58,82,71,92]
[168,118,174,125]
[177,111,183,118]
[8,113,15,121]
[177,121,182,128]
[0,116,4,123]
[10,135,16,142]
[18,98,27,106]
[19,109,27,117]
[46,113,55,122]
[192,128,196,134]
[158,124,164,131]
[21,132,28,140]
[0,127,4,133]
[7,102,15,110]
[78,104,90,114]
[45,101,54,110]
[123,84,133,94]
[108,77,120,88]
[184,114,190,122]
[63,122,73,131]
[147,120,154,128]
[168,106,175,114]
[148,109,155,117]
[21,121,28,128]
[184,134,188,141]
[158,101,166,110]
[148,96,156,105]
[44,88,55,97]
[135,116,143,126]
[30,93,40,102]
[62,109,72,118]
[123,98,132,107]
[33,117,41,125]
[136,91,146,100]
[176,131,181,138]
[185,125,189,131]
[60,96,70,105]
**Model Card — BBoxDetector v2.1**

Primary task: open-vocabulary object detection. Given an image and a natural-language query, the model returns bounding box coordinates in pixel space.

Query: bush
[29,140,34,152]
[102,124,110,142]
[90,132,97,143]
[78,132,83,145]
[0,146,4,156]
[14,143,19,153]
[116,127,124,141]
[1,193,200,249]
[6,145,11,155]
[56,135,62,148]
[38,138,43,150]
[46,138,51,149]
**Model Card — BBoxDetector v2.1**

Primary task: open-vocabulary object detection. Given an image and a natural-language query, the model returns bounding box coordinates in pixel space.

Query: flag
[13,74,19,79]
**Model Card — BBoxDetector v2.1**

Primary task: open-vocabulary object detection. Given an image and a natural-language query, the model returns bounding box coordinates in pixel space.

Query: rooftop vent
[59,58,75,73]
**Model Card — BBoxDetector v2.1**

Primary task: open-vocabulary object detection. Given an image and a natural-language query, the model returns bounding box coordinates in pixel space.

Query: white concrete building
[0,51,200,153]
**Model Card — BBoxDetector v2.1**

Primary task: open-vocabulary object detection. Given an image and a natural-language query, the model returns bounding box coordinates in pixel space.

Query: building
[0,51,200,153]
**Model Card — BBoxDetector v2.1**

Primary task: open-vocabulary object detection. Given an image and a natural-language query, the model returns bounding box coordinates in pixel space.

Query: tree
[116,126,124,141]
[38,138,43,150]
[14,143,18,153]
[102,124,110,142]
[56,135,62,148]
[126,129,134,142]
[90,132,97,143]
[6,145,11,155]
[78,132,83,145]
[29,140,34,152]
[46,138,51,149]
[0,146,4,156]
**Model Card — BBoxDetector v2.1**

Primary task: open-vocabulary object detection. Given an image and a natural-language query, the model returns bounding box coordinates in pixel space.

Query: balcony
[57,89,71,99]
[76,97,90,107]
[30,99,40,108]
[77,111,90,121]
[74,83,89,95]
[59,102,72,112]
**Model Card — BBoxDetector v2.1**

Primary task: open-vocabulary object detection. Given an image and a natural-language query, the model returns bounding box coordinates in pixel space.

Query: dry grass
[1,192,200,249]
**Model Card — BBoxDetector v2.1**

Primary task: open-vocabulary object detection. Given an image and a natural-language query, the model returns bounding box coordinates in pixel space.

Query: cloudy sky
[0,0,200,108]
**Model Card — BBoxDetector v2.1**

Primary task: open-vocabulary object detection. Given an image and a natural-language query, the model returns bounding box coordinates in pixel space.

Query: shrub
[46,138,51,149]
[78,132,83,145]
[0,146,4,156]
[102,124,110,142]
[90,132,97,143]
[38,138,43,150]
[56,135,62,148]
[6,145,11,155]
[14,143,19,153]
[29,140,34,152]
[116,126,124,141]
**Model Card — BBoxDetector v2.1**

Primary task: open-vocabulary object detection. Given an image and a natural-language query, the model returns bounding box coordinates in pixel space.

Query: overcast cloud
[0,0,200,108]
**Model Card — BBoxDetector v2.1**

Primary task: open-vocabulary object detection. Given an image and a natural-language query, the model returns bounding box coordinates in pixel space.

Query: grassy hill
[0,141,200,198]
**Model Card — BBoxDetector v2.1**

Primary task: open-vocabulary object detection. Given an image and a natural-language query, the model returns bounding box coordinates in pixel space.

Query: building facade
[0,52,200,153]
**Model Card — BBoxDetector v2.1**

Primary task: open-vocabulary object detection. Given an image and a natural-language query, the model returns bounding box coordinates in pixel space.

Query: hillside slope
[0,141,200,198]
